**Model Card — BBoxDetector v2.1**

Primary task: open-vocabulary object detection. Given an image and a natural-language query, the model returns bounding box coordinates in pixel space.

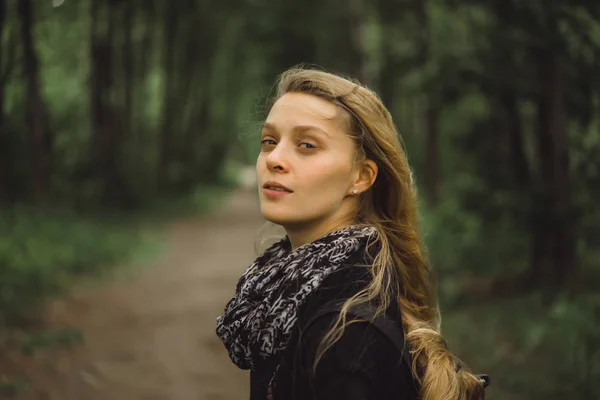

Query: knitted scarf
[215,225,377,370]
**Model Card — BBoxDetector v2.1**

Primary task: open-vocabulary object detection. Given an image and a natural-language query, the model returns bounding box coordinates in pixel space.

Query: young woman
[216,68,490,399]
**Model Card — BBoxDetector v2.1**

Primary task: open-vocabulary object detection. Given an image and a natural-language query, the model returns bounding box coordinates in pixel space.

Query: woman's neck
[285,220,354,250]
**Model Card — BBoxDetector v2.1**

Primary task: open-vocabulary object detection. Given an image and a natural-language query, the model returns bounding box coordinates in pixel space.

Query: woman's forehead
[268,93,340,123]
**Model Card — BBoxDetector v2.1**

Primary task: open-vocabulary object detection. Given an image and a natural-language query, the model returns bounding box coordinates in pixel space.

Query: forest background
[0,0,599,398]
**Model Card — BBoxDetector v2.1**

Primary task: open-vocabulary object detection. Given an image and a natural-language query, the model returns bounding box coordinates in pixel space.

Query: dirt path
[11,190,264,400]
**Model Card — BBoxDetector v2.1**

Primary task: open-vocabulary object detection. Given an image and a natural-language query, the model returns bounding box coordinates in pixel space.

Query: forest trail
[7,189,264,400]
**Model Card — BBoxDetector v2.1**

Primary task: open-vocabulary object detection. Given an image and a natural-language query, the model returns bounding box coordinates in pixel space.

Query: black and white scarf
[215,225,377,370]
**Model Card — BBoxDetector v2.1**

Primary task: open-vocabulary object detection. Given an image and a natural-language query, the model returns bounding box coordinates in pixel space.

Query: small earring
[351,189,358,195]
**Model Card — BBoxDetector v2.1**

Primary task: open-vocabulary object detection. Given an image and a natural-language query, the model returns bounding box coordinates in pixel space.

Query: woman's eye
[299,143,316,149]
[261,139,277,146]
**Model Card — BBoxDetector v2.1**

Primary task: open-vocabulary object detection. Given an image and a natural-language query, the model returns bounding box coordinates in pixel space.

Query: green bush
[421,196,528,277]
[541,294,600,399]
[443,293,600,400]
[0,207,143,326]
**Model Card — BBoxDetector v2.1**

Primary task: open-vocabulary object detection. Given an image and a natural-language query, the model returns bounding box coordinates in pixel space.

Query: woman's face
[256,92,359,231]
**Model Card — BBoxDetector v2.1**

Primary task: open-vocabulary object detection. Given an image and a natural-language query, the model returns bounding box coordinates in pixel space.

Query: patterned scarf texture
[215,225,377,370]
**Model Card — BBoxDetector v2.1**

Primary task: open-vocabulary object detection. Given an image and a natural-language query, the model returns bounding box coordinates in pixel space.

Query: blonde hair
[265,66,486,399]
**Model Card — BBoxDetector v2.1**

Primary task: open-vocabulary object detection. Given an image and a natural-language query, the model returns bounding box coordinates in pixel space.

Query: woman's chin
[260,209,300,228]
[261,213,292,227]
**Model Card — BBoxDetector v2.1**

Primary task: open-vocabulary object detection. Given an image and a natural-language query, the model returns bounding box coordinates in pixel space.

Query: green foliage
[0,207,143,326]
[19,328,84,356]
[0,0,246,209]
[421,196,528,277]
[546,295,600,398]
[443,293,600,399]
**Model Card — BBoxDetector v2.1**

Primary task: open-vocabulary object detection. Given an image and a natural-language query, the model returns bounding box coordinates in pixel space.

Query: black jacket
[249,258,419,400]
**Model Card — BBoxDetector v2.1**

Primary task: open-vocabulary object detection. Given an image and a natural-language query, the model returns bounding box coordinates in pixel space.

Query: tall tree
[122,0,134,137]
[18,0,53,201]
[376,0,403,110]
[317,0,368,82]
[90,0,126,206]
[272,2,319,74]
[346,0,368,82]
[533,47,577,289]
[0,0,7,203]
[415,0,442,206]
[157,2,178,190]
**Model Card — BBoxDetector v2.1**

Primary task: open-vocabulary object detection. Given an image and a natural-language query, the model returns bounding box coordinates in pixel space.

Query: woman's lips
[262,187,292,199]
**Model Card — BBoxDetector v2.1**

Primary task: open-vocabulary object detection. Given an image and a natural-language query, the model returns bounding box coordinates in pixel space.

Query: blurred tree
[18,0,53,202]
[90,0,118,205]
[0,0,596,295]
[318,0,368,82]
[375,0,405,110]
[0,0,7,202]
[412,0,600,294]
[157,1,179,191]
[486,0,600,290]
[533,44,574,290]
[415,0,443,206]
[0,1,598,396]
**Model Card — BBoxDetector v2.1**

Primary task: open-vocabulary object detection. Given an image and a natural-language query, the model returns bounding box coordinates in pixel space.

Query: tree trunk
[346,0,368,83]
[18,0,53,202]
[489,88,532,229]
[276,3,318,74]
[415,0,442,205]
[376,0,402,109]
[132,0,154,194]
[122,0,134,136]
[532,49,577,290]
[90,0,119,205]
[378,57,397,110]
[0,0,7,203]
[424,103,442,204]
[502,92,530,188]
[89,0,104,192]
[158,3,178,189]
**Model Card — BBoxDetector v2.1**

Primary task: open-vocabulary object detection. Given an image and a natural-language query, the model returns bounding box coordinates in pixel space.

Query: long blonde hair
[266,67,486,399]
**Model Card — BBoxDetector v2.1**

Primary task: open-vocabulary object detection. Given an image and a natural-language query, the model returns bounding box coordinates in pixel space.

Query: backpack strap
[303,298,412,368]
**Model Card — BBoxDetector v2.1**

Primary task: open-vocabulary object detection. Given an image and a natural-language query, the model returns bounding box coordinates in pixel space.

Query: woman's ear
[352,159,378,194]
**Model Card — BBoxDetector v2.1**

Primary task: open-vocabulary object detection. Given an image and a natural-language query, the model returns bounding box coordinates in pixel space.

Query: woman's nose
[265,145,289,172]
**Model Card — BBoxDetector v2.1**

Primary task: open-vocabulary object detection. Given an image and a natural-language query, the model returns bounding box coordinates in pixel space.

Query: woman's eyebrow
[261,122,331,138]
[261,122,276,132]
